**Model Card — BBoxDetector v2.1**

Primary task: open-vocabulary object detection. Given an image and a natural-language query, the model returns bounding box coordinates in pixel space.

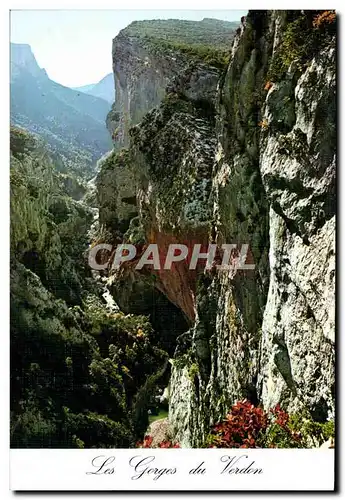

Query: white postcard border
[10,448,335,491]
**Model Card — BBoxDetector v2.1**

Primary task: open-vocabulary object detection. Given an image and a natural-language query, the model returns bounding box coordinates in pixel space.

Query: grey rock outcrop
[258,42,336,420]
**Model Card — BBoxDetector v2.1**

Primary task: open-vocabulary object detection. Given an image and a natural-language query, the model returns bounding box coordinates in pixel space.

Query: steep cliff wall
[97,12,336,447]
[169,11,336,446]
[169,11,272,446]
[97,18,237,317]
[258,18,336,421]
[106,18,237,145]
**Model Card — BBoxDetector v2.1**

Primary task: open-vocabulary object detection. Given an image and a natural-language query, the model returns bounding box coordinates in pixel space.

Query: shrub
[206,400,335,449]
[10,126,37,157]
[264,404,303,448]
[313,10,336,29]
[208,400,268,448]
[188,362,199,381]
[137,435,153,448]
[158,441,180,448]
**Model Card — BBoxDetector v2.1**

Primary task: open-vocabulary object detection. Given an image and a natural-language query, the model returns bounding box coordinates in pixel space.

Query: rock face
[97,12,336,447]
[146,418,172,447]
[98,18,237,322]
[129,88,218,321]
[108,32,177,146]
[96,149,137,235]
[107,18,237,146]
[258,39,336,421]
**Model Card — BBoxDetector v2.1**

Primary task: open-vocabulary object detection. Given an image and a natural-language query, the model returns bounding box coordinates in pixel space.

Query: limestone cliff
[106,18,237,145]
[96,12,336,447]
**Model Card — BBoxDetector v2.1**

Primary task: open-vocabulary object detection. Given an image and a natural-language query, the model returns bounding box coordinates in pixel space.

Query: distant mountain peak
[10,43,112,172]
[73,73,115,103]
[10,42,47,81]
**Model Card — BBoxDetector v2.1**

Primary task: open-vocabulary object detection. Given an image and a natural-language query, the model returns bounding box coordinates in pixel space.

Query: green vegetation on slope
[123,17,240,69]
[268,10,336,82]
[10,127,168,448]
[124,18,239,49]
[10,127,93,305]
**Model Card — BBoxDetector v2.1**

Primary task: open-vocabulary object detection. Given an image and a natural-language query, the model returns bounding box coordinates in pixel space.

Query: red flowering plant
[136,435,180,448]
[157,440,180,448]
[207,399,268,448]
[136,435,153,448]
[206,400,306,448]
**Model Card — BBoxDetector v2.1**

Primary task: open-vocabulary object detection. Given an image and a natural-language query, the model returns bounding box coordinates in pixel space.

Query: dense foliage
[10,127,93,305]
[124,18,238,50]
[10,128,168,448]
[123,18,238,70]
[149,39,230,70]
[206,400,335,448]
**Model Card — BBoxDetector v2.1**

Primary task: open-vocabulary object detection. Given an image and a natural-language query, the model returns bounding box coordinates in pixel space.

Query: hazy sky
[10,9,247,87]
